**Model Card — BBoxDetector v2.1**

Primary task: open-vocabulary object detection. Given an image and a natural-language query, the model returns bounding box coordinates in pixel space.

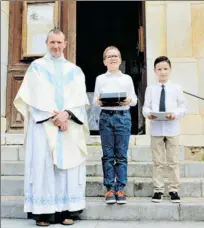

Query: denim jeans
[99,110,131,191]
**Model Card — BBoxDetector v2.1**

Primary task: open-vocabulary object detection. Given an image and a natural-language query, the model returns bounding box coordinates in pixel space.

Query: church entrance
[6,1,146,134]
[76,1,147,135]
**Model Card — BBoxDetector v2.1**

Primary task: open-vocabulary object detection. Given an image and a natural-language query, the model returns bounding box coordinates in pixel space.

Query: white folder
[150,112,173,121]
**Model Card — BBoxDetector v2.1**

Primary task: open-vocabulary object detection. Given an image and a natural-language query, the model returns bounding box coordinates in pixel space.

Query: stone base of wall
[1,117,6,133]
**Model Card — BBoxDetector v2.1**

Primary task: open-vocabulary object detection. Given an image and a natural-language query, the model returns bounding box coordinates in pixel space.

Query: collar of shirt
[44,51,66,62]
[157,80,171,87]
[106,70,123,77]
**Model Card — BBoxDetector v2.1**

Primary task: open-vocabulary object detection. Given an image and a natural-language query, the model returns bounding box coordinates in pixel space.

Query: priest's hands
[52,111,69,131]
[59,121,68,131]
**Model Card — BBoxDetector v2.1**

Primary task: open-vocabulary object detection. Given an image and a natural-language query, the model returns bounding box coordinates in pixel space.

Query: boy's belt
[101,110,129,115]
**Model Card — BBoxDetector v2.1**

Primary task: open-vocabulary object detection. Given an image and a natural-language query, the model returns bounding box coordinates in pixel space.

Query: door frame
[6,1,146,133]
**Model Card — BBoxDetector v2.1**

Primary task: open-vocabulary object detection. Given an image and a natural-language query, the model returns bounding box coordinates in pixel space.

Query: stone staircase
[1,133,204,221]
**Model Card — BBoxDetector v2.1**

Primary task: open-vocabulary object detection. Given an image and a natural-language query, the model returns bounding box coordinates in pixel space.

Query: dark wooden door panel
[10,75,24,128]
[6,1,74,131]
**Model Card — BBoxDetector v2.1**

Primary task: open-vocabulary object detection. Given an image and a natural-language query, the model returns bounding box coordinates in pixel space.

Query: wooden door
[137,2,147,134]
[6,2,28,130]
[6,1,76,131]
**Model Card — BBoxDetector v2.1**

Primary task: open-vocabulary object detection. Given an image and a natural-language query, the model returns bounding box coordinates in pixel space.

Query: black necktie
[159,85,166,112]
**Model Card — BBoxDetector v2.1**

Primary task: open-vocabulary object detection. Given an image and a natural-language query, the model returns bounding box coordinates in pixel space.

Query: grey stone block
[202,180,204,197]
[85,178,136,197]
[135,135,151,146]
[86,163,98,176]
[1,177,24,196]
[1,162,24,176]
[87,136,101,145]
[179,179,202,197]
[178,163,185,178]
[132,146,152,162]
[179,146,185,161]
[125,181,134,197]
[128,162,185,178]
[1,198,26,219]
[132,146,185,162]
[134,178,152,197]
[95,163,103,176]
[86,135,136,146]
[87,146,132,162]
[184,162,204,178]
[86,177,105,196]
[128,162,152,177]
[85,177,136,198]
[1,175,202,197]
[6,133,24,145]
[0,161,189,178]
[127,147,132,161]
[1,197,204,221]
[129,135,136,146]
[1,134,6,145]
[18,147,25,161]
[1,146,19,161]
[82,201,179,221]
[87,146,102,161]
[133,178,203,197]
[180,203,204,221]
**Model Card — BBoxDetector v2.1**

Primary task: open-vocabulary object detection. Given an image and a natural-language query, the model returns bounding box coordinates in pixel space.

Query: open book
[150,112,172,121]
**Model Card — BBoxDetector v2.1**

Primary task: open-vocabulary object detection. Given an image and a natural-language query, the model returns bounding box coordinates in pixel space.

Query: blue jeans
[99,110,131,191]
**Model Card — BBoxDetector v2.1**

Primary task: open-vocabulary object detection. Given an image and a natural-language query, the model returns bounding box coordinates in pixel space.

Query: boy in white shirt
[142,56,188,203]
[93,46,137,204]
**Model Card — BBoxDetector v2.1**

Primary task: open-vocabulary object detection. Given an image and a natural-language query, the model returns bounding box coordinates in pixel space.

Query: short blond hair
[103,46,121,60]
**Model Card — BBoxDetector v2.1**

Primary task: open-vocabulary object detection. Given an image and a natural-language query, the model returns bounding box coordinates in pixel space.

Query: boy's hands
[148,115,157,120]
[96,97,132,106]
[148,113,176,120]
[120,97,132,106]
[96,98,103,106]
[166,113,176,120]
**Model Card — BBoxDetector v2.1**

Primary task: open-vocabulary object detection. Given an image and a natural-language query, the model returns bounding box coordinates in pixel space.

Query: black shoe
[105,190,116,204]
[115,190,127,204]
[169,192,181,203]
[152,192,163,203]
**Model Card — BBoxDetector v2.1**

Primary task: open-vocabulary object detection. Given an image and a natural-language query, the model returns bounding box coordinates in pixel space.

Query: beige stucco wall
[145,1,204,146]
[1,1,9,133]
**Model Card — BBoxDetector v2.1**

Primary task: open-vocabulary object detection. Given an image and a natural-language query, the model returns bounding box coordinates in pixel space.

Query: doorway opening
[76,1,146,135]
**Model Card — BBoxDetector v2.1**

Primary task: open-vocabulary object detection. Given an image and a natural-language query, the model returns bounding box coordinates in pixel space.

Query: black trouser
[28,210,83,224]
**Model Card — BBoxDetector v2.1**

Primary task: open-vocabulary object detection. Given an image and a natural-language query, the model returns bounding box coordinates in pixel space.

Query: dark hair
[46,27,66,42]
[154,56,171,68]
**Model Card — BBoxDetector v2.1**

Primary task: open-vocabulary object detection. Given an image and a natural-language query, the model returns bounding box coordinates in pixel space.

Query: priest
[14,28,89,226]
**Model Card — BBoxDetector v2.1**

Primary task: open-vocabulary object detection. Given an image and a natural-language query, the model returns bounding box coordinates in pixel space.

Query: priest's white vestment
[14,52,89,214]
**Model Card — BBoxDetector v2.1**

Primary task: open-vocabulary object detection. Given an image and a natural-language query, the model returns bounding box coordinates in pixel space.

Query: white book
[150,112,172,121]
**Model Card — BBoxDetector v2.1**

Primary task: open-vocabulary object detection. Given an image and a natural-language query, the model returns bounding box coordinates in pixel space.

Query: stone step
[3,133,204,148]
[1,176,204,197]
[1,161,204,178]
[2,134,136,146]
[3,133,204,147]
[1,145,187,162]
[1,196,204,221]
